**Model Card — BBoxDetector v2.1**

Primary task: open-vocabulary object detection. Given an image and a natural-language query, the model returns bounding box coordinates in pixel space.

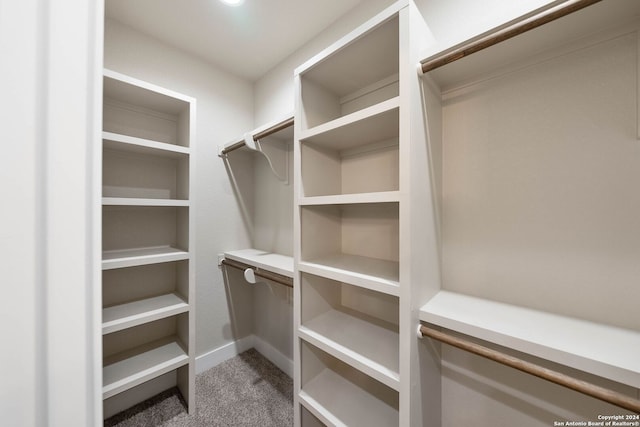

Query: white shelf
[420,291,640,388]
[102,246,189,270]
[103,338,188,399]
[299,309,399,391]
[102,197,189,207]
[102,293,189,335]
[299,253,399,297]
[224,248,293,278]
[299,369,398,427]
[299,191,400,206]
[104,68,194,113]
[300,97,399,149]
[103,131,190,157]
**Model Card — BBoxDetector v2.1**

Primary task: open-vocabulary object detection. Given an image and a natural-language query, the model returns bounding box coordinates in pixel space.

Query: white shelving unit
[293,2,443,424]
[101,69,196,418]
[293,3,425,425]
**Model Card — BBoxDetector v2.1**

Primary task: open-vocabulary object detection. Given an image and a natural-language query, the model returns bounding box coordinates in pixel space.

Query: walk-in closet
[4,0,640,426]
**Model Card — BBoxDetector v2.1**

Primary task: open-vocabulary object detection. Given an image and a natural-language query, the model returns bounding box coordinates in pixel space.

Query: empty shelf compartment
[300,203,399,293]
[299,273,399,389]
[104,71,192,147]
[103,315,189,399]
[298,16,399,130]
[103,337,188,399]
[103,261,189,307]
[300,341,398,427]
[103,139,189,200]
[102,205,189,269]
[300,100,399,198]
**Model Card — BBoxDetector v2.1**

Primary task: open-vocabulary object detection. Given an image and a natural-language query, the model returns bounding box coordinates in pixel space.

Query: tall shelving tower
[293,2,440,425]
[100,69,196,418]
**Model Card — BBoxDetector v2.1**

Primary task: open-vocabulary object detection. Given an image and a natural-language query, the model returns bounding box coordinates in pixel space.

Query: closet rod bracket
[218,116,293,183]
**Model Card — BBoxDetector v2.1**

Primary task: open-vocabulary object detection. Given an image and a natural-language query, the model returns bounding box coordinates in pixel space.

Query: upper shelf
[103,132,190,157]
[103,69,194,148]
[223,248,294,278]
[422,0,640,92]
[420,290,640,389]
[296,4,400,130]
[300,97,399,148]
[104,69,193,115]
[296,8,399,96]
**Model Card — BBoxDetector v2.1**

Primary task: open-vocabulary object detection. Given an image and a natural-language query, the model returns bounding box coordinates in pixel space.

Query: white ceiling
[105,0,363,81]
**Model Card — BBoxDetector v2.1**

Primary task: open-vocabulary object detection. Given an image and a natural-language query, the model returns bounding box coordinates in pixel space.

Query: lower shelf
[299,369,398,427]
[103,337,189,399]
[299,309,399,390]
[102,246,189,270]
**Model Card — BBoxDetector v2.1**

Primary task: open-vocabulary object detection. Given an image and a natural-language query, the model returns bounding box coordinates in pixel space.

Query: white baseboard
[252,335,294,378]
[195,335,293,378]
[195,335,254,374]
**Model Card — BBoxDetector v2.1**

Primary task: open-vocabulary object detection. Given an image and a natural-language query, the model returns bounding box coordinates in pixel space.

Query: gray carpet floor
[105,349,293,427]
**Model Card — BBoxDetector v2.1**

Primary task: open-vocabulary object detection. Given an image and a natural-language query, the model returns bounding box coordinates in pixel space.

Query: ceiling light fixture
[219,0,244,6]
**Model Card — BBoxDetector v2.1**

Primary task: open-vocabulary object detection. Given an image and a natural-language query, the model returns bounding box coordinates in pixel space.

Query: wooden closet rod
[419,325,640,413]
[220,116,294,155]
[419,0,602,74]
[221,258,293,288]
